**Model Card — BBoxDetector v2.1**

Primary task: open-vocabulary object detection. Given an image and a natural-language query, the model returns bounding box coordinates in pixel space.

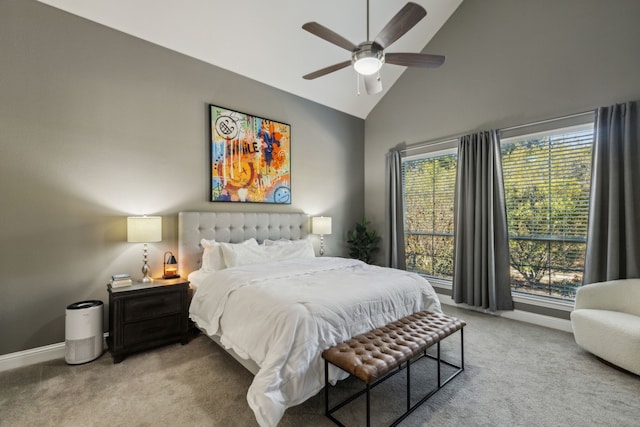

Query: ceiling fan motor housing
[352,42,385,75]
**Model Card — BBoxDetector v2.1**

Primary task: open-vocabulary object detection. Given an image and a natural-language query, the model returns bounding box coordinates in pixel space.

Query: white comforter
[188,256,441,427]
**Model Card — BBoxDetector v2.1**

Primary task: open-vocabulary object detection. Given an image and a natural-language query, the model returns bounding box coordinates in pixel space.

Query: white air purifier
[65,300,104,364]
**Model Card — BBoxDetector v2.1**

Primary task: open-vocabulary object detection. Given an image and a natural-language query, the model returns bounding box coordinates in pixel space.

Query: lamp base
[141,259,153,283]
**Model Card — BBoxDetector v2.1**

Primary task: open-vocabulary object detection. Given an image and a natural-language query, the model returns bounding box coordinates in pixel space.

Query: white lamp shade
[312,216,332,235]
[127,216,162,243]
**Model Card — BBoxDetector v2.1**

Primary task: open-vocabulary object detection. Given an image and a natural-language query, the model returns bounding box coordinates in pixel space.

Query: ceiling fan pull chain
[356,73,361,96]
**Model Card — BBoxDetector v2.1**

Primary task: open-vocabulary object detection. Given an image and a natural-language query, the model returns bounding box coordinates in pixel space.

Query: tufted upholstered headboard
[178,211,309,277]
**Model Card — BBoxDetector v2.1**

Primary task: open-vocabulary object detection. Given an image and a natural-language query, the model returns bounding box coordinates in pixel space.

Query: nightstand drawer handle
[144,301,171,310]
[143,325,164,335]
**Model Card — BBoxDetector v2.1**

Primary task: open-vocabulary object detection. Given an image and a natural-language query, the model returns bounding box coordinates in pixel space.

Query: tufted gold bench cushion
[322,311,466,384]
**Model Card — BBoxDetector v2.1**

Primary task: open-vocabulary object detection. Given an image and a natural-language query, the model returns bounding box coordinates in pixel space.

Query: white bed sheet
[188,256,441,427]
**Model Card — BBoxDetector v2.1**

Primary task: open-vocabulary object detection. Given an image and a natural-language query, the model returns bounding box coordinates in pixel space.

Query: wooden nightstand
[107,278,190,363]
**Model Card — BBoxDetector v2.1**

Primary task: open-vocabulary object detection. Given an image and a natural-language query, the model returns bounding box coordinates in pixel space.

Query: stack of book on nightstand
[110,274,132,288]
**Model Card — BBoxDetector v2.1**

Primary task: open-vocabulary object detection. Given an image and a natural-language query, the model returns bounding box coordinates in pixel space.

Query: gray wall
[365,0,640,263]
[0,0,364,355]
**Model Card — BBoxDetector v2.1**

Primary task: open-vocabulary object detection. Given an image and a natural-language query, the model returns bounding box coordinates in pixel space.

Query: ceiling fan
[302,1,445,95]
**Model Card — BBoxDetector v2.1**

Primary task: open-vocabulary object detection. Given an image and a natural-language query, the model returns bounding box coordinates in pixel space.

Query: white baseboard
[438,293,573,333]
[0,335,108,373]
[0,342,66,372]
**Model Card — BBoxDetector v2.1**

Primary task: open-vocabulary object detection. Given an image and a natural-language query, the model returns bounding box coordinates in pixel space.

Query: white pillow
[262,238,294,246]
[200,238,258,271]
[221,239,315,267]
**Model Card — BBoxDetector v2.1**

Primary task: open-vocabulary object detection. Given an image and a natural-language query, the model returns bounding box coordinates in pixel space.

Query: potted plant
[347,217,380,264]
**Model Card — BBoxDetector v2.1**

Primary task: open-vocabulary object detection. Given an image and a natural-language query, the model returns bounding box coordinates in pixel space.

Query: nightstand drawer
[123,292,181,322]
[123,314,182,347]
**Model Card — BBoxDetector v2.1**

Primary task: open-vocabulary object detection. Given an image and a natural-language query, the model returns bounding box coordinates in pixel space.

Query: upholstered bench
[322,311,466,426]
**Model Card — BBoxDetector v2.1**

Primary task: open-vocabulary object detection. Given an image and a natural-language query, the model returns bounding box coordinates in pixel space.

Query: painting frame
[209,104,291,204]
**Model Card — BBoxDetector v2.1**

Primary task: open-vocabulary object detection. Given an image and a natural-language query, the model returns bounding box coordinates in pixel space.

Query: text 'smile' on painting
[209,104,291,204]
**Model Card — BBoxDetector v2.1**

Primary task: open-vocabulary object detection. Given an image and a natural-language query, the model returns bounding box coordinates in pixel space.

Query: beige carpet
[1,306,639,427]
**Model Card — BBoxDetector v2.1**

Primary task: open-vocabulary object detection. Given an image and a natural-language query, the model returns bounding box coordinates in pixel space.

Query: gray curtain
[452,130,513,311]
[583,101,640,284]
[385,148,406,269]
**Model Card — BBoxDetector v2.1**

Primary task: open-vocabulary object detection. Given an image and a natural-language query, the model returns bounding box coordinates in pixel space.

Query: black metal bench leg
[437,341,441,388]
[325,359,329,415]
[461,327,465,370]
[406,359,411,412]
[366,383,371,427]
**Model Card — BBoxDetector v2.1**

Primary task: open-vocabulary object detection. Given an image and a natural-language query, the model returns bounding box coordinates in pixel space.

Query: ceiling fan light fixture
[352,47,384,75]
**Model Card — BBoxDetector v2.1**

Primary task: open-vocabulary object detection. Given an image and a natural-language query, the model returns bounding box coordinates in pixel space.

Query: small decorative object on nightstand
[163,251,180,279]
[107,278,190,363]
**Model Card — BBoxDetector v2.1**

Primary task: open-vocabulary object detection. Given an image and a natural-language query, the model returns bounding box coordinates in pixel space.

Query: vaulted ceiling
[38,0,463,119]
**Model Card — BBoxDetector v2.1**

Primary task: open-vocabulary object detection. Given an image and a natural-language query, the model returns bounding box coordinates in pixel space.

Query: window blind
[501,126,593,299]
[501,128,592,239]
[402,153,458,278]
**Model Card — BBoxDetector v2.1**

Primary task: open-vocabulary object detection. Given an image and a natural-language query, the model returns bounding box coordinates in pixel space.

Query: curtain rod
[401,109,595,154]
[402,138,458,153]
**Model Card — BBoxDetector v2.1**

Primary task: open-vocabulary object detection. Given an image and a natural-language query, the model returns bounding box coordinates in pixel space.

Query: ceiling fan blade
[374,2,427,49]
[302,22,358,52]
[385,52,445,68]
[303,60,352,80]
[364,74,383,95]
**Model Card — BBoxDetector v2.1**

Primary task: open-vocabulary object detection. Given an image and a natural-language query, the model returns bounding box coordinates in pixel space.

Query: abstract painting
[209,104,291,204]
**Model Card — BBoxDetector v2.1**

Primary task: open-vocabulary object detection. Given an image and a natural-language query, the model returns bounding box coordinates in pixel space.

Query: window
[402,150,457,280]
[400,121,593,302]
[501,124,593,300]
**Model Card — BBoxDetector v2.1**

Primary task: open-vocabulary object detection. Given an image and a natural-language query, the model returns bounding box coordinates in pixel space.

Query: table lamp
[312,216,332,256]
[127,216,162,282]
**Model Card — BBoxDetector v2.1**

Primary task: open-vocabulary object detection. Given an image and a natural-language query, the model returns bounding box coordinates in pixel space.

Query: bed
[178,211,441,427]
